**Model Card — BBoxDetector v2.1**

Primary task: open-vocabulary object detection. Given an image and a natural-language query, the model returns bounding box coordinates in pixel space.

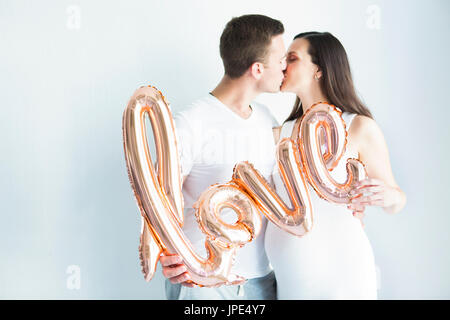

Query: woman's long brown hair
[285,32,373,123]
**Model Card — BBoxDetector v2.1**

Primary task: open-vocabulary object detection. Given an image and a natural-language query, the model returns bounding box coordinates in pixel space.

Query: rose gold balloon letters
[123,86,367,286]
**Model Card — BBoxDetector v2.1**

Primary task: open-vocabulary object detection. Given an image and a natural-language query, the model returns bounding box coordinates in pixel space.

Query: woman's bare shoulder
[349,115,385,147]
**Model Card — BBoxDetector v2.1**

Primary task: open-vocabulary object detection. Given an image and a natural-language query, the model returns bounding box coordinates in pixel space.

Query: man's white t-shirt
[174,94,279,279]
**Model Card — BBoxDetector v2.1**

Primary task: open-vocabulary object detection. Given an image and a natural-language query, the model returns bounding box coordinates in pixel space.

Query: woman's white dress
[265,112,378,299]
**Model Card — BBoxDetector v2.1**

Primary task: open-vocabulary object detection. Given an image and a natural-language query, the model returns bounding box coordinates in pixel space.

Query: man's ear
[250,62,264,79]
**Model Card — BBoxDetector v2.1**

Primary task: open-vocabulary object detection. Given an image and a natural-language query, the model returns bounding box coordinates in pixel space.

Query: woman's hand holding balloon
[348,115,407,215]
[349,178,404,214]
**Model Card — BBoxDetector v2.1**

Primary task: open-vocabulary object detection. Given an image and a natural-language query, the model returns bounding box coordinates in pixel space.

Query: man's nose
[281,58,287,70]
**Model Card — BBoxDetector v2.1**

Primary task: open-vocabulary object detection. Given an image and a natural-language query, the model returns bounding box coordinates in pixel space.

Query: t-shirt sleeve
[270,111,280,128]
[173,112,196,177]
[280,120,294,139]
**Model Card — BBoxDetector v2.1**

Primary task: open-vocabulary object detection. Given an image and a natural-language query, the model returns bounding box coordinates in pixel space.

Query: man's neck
[210,75,258,119]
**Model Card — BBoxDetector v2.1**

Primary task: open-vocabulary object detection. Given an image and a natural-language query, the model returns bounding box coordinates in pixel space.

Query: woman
[265,32,406,299]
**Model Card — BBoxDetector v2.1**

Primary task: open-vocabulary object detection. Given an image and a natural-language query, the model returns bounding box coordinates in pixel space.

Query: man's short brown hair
[219,14,284,78]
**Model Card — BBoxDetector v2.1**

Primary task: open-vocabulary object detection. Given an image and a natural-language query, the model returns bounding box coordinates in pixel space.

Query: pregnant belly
[264,203,377,299]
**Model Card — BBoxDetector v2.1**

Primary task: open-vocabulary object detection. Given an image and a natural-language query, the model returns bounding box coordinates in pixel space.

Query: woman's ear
[315,68,323,81]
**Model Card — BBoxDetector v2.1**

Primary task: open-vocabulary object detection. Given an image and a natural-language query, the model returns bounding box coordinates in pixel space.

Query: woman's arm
[348,115,406,214]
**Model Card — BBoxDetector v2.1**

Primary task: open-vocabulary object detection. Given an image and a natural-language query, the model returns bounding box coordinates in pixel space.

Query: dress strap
[341,112,357,130]
[280,120,296,139]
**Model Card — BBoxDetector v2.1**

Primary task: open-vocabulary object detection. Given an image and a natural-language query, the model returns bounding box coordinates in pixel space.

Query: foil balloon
[122,85,261,287]
[231,136,313,237]
[292,102,368,204]
[194,183,262,251]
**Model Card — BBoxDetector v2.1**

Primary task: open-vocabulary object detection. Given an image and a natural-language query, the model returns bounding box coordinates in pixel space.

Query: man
[139,14,286,300]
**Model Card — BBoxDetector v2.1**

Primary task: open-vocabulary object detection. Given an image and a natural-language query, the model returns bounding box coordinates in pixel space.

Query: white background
[0,0,449,299]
